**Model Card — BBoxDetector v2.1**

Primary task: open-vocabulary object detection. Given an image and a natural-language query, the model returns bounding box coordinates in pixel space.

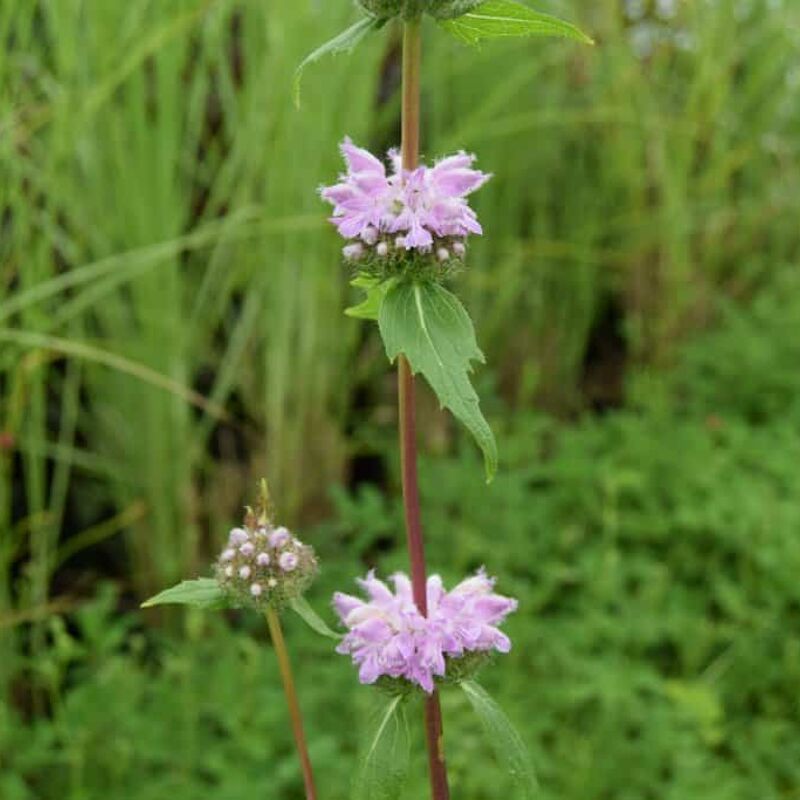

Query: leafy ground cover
[4,273,799,799]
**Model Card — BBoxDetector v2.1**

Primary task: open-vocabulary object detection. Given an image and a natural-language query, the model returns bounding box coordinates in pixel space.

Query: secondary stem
[399,16,451,800]
[265,607,317,800]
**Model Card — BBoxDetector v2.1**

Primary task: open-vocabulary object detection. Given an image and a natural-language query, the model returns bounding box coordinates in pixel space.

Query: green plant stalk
[398,15,451,800]
[265,607,317,800]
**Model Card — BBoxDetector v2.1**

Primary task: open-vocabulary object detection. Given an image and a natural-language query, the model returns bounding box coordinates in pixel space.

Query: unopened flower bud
[453,241,466,258]
[361,226,378,245]
[436,247,450,262]
[376,241,389,257]
[279,552,299,572]
[269,527,291,548]
[343,243,364,261]
[251,583,263,597]
[229,527,248,545]
[239,565,251,579]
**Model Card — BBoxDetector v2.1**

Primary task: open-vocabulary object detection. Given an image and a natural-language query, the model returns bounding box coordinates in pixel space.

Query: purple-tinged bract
[320,138,491,265]
[333,569,516,693]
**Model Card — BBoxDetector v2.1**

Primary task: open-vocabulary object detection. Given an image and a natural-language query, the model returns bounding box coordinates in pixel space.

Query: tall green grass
[0,0,383,615]
[1,0,798,662]
[424,0,800,403]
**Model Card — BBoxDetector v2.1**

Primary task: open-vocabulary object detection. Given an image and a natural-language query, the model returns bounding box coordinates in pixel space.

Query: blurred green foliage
[4,272,800,798]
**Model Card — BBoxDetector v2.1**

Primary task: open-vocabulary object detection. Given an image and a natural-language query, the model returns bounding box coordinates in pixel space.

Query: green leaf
[379,280,498,481]
[289,596,342,640]
[440,0,593,46]
[141,578,227,609]
[345,275,394,321]
[460,680,538,797]
[294,16,383,107]
[354,694,411,800]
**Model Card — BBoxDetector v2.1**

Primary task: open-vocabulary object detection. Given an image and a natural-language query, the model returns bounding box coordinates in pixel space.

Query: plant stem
[399,16,451,800]
[401,18,422,173]
[265,607,317,800]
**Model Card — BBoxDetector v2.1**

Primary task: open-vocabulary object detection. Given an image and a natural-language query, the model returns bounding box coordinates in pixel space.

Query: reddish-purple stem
[399,17,451,800]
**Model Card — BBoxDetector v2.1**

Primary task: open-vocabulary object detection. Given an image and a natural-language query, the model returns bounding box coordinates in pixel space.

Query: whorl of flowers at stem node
[333,569,517,693]
[320,138,490,271]
[215,486,317,611]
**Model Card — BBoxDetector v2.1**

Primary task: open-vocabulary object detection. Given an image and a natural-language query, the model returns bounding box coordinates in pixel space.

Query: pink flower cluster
[333,569,517,693]
[320,138,491,263]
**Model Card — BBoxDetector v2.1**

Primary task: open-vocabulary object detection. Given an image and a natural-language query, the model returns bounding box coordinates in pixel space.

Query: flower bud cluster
[215,523,317,611]
[356,0,483,21]
[341,228,467,268]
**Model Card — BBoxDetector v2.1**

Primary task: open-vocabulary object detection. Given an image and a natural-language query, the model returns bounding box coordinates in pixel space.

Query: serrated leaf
[440,0,593,46]
[460,680,538,797]
[354,694,411,800]
[379,280,498,481]
[294,16,383,107]
[345,275,394,321]
[289,596,342,640]
[141,578,227,609]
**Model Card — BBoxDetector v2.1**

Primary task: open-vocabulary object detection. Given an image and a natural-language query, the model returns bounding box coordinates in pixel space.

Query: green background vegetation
[2,0,799,797]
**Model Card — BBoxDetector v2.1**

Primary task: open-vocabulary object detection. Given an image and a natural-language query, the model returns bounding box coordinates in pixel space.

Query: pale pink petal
[358,656,382,684]
[426,575,445,610]
[341,137,385,176]
[358,570,394,604]
[432,152,475,171]
[450,570,493,597]
[472,595,518,623]
[432,167,491,197]
[332,592,363,621]
[391,573,414,605]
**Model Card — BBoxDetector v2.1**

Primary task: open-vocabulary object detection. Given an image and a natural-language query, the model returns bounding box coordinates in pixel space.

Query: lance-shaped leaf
[354,694,411,800]
[460,680,538,798]
[141,578,228,610]
[440,0,593,46]
[289,596,342,640]
[294,16,384,107]
[379,280,497,480]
